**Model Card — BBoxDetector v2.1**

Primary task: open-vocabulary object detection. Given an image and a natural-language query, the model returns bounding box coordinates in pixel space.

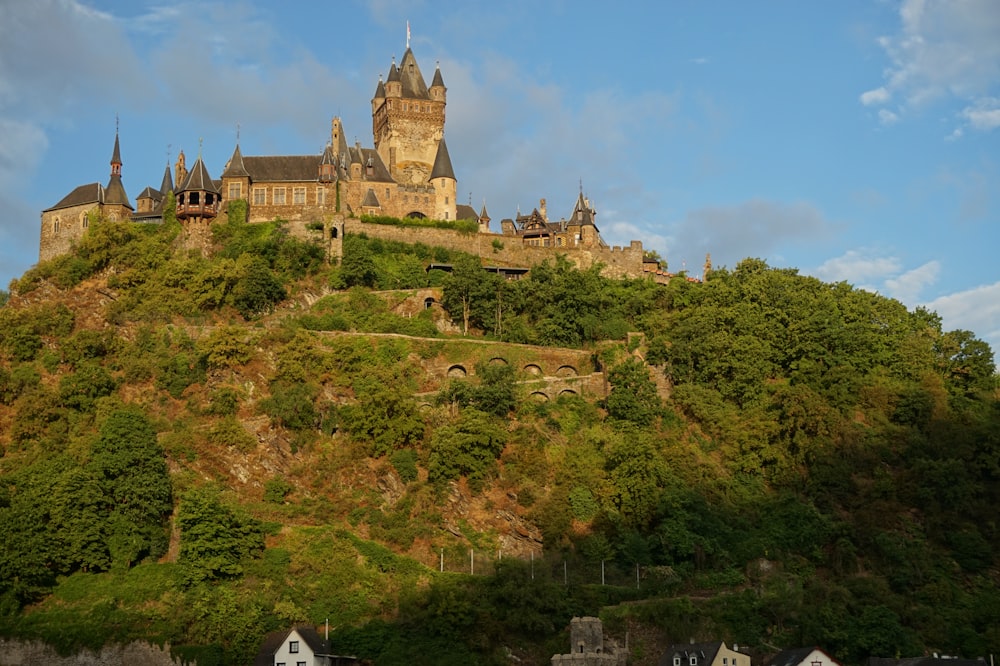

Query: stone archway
[555,365,578,377]
[447,364,467,377]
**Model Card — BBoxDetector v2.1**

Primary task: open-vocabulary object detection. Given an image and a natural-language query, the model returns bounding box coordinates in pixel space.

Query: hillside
[0,210,998,666]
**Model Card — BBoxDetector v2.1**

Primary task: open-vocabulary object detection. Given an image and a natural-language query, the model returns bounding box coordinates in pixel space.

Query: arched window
[53,218,60,232]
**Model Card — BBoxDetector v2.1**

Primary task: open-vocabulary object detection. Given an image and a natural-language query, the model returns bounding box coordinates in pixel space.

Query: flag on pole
[406,21,410,49]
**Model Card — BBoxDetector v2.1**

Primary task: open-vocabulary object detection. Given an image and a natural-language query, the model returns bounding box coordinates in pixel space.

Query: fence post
[470,548,474,575]
[440,549,443,573]
[602,560,605,586]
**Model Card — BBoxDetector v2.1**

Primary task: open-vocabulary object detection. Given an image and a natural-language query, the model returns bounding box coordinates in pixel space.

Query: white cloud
[960,97,1000,130]
[924,281,1000,355]
[884,260,941,302]
[860,87,890,106]
[813,249,902,285]
[878,108,900,125]
[861,0,1000,130]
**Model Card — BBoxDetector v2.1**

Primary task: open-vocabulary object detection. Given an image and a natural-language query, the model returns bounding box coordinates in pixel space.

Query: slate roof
[431,63,445,89]
[398,48,430,99]
[242,155,321,182]
[429,137,455,180]
[179,155,220,194]
[44,183,104,212]
[111,133,122,166]
[361,188,380,207]
[456,204,478,221]
[659,641,726,666]
[374,76,386,99]
[136,185,162,201]
[159,164,174,194]
[104,174,133,209]
[222,144,250,178]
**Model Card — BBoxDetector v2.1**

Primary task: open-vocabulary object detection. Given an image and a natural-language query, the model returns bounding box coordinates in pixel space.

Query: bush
[390,449,419,483]
[263,477,293,504]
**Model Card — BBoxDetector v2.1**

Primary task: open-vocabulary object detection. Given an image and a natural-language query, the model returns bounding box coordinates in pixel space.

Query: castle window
[445,196,449,204]
[444,211,449,219]
[274,187,286,205]
[81,214,89,228]
[253,188,266,205]
[385,188,390,200]
[53,218,60,232]
[316,187,325,205]
[228,182,242,199]
[293,187,306,205]
[190,192,200,205]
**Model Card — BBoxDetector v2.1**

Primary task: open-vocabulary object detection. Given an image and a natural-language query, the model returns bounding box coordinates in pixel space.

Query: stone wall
[0,639,188,666]
[39,203,95,262]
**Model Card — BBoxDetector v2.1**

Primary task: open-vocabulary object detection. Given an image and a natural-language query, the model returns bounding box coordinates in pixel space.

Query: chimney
[540,198,547,221]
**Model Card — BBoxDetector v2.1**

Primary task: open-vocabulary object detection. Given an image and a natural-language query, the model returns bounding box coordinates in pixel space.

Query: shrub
[390,449,419,483]
[263,477,294,504]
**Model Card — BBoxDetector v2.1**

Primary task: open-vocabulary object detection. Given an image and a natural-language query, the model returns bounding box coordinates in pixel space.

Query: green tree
[89,408,173,567]
[178,487,264,586]
[606,357,660,426]
[428,409,506,486]
[341,373,424,456]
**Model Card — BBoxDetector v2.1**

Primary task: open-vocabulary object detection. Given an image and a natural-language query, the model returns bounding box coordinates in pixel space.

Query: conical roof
[398,48,430,99]
[222,143,249,178]
[104,173,133,209]
[111,133,122,167]
[386,59,400,83]
[429,137,455,180]
[159,164,173,194]
[361,188,380,208]
[373,76,386,99]
[180,155,220,194]
[431,64,445,89]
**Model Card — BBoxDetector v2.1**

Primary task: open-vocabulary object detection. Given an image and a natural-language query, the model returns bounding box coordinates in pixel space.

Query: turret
[175,145,220,222]
[430,61,446,103]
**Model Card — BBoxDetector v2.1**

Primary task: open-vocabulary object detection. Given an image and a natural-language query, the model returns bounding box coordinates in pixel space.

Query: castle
[40,45,673,282]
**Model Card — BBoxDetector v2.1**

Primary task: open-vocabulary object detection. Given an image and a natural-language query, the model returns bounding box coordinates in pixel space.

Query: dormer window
[690,656,698,666]
[674,657,681,666]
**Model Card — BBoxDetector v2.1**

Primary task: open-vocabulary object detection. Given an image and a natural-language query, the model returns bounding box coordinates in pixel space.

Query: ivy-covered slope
[0,211,997,666]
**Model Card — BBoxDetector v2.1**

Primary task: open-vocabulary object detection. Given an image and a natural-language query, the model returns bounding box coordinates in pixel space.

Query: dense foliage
[0,217,997,665]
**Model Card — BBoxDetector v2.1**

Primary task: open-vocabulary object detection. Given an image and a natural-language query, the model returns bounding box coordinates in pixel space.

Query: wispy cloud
[885,260,941,303]
[665,199,832,271]
[860,0,1000,132]
[924,281,1000,355]
[813,248,902,286]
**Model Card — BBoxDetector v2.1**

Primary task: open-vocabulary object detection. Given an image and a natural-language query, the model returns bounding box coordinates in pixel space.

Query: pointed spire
[222,142,249,178]
[159,163,174,195]
[429,137,455,180]
[374,74,386,100]
[479,200,490,221]
[110,130,122,176]
[431,61,445,89]
[387,56,400,82]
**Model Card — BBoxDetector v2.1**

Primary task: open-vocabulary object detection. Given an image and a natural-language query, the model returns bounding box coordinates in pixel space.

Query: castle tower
[221,142,250,205]
[175,146,220,223]
[478,201,491,233]
[371,47,445,185]
[103,131,133,220]
[429,136,457,220]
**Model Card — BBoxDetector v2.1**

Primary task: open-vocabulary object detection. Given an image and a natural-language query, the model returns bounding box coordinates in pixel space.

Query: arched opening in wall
[529,391,549,402]
[555,365,578,377]
[53,218,61,232]
[81,213,89,228]
[330,226,339,239]
[489,357,508,366]
[424,297,436,309]
[108,212,119,222]
[190,192,200,205]
[523,364,542,376]
[405,211,426,219]
[558,389,578,398]
[447,364,467,377]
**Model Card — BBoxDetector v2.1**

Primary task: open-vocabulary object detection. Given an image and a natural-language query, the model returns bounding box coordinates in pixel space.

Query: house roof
[253,626,330,666]
[136,185,162,201]
[241,155,322,182]
[456,204,478,221]
[659,641,727,666]
[44,182,104,212]
[361,188,380,207]
[768,647,839,666]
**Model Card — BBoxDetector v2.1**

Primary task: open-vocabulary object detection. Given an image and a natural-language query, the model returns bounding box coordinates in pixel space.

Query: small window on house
[385,188,390,200]
[298,663,306,666]
[53,218,60,232]
[445,196,449,204]
[444,211,449,219]
[228,182,241,199]
[289,640,299,653]
[293,187,306,205]
[316,188,325,205]
[274,187,286,205]
[82,214,89,228]
[253,188,266,205]
[674,657,681,666]
[690,656,698,666]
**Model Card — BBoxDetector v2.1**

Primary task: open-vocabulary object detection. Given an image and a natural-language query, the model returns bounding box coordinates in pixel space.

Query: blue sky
[1,0,998,356]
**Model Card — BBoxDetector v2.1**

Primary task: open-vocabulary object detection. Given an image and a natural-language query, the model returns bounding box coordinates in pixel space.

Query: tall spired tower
[371,48,447,185]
